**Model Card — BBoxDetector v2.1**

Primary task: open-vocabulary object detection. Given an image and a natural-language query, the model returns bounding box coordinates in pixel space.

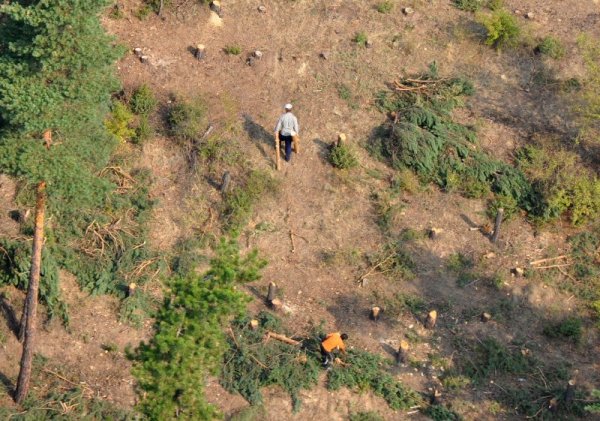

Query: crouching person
[320,332,348,368]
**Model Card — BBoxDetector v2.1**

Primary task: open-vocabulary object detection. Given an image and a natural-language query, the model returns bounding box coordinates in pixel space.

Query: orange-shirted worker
[320,332,348,367]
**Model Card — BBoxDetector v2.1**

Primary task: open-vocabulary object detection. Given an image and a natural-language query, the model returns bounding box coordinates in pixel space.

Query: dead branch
[357,252,395,284]
[289,229,296,253]
[531,263,571,270]
[228,327,268,368]
[265,331,301,346]
[529,255,567,265]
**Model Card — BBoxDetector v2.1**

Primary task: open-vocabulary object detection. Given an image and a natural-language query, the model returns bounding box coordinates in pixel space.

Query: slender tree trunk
[15,181,46,404]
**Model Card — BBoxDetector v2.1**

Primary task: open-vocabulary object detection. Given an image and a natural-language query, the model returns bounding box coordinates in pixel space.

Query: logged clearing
[1,1,599,420]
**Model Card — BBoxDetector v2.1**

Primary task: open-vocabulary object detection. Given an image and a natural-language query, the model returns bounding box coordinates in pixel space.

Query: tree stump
[396,340,409,364]
[140,55,149,64]
[481,312,491,323]
[336,133,347,147]
[249,319,259,330]
[430,389,443,405]
[267,282,277,303]
[425,310,437,329]
[220,171,231,193]
[127,283,137,297]
[370,306,382,321]
[195,44,206,60]
[133,47,143,57]
[564,379,576,405]
[428,228,443,240]
[269,298,283,312]
[210,1,222,16]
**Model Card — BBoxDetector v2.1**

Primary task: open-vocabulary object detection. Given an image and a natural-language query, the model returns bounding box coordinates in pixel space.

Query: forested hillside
[0,1,599,420]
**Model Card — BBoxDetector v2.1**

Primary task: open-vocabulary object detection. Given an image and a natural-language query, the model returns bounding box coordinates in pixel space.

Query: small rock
[484,252,496,259]
[133,47,143,57]
[403,7,414,15]
[140,55,149,64]
[257,5,266,13]
[525,12,534,19]
[253,50,263,58]
[319,51,330,60]
[501,74,508,81]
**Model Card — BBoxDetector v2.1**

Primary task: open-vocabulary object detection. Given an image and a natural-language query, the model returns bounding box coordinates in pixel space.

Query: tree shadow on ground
[0,371,13,397]
[312,138,331,164]
[242,114,275,167]
[0,295,19,337]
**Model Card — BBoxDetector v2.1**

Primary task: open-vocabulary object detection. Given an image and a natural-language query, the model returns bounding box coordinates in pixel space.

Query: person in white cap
[274,103,299,163]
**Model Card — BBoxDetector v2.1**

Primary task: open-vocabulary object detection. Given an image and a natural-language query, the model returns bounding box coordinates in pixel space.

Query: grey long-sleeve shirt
[275,112,299,136]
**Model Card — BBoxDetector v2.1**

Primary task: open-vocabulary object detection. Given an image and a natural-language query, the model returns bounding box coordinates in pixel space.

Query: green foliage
[130,84,158,116]
[224,45,242,55]
[349,411,384,421]
[330,143,359,169]
[221,312,321,412]
[367,239,416,280]
[458,337,536,382]
[441,375,471,390]
[453,0,484,12]
[379,292,427,318]
[585,390,600,414]
[425,405,463,421]
[516,143,600,225]
[371,65,600,225]
[543,317,583,343]
[446,253,474,273]
[134,115,153,144]
[487,0,503,11]
[0,0,157,318]
[354,32,369,47]
[105,101,135,143]
[222,170,279,232]
[536,36,566,59]
[0,239,67,324]
[376,1,393,14]
[479,9,521,50]
[328,349,423,410]
[168,97,208,141]
[132,238,266,420]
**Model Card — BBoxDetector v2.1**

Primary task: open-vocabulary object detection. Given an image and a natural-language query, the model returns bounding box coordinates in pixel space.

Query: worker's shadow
[242,114,275,166]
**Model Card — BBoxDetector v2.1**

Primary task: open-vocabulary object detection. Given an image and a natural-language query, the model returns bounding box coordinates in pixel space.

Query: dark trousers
[279,134,293,162]
[320,345,334,366]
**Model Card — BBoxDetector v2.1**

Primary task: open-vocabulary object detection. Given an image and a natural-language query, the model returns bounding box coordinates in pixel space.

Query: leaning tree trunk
[15,181,46,404]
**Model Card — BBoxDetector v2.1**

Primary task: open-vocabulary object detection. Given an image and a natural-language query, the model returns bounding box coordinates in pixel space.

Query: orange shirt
[321,332,346,353]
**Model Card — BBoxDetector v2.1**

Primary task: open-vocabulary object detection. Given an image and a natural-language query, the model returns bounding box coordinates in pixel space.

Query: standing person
[320,332,348,367]
[274,103,299,164]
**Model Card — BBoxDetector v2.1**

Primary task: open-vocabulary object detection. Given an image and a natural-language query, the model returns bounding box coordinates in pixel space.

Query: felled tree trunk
[15,181,46,404]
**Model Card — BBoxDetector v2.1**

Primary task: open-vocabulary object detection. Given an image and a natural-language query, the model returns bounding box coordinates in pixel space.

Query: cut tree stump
[370,306,382,321]
[430,389,443,405]
[269,298,283,312]
[127,283,137,297]
[564,379,576,405]
[220,171,231,193]
[210,1,221,15]
[396,340,409,364]
[425,310,437,329]
[481,312,492,323]
[249,319,259,330]
[195,44,206,60]
[267,282,277,302]
[428,228,443,240]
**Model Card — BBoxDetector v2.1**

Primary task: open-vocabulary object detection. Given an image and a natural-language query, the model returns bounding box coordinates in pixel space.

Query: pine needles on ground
[221,312,321,412]
[221,312,422,413]
[328,349,422,410]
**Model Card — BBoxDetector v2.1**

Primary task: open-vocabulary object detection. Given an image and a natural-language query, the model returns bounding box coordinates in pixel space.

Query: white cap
[284,103,293,110]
